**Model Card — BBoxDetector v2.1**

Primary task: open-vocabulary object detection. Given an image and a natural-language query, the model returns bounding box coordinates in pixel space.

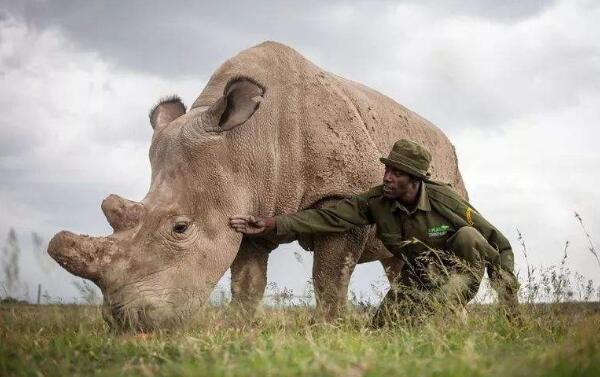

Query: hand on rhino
[229,215,276,235]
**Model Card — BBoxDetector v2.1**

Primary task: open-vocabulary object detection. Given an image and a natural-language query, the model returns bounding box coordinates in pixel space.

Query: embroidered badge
[428,225,450,238]
[465,207,475,226]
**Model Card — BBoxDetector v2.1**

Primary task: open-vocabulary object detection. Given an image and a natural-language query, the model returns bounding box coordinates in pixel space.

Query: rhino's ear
[205,77,265,131]
[149,96,187,130]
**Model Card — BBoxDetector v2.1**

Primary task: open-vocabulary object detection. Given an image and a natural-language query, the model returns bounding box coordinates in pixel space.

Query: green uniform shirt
[276,181,515,276]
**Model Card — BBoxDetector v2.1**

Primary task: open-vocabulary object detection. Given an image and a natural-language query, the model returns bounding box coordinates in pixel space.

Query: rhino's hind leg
[230,238,273,315]
[312,227,368,320]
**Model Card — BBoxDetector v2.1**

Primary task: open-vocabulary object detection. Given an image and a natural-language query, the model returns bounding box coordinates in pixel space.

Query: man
[230,139,519,324]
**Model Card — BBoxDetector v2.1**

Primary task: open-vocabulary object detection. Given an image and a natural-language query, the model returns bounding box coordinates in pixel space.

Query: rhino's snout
[47,230,114,283]
[101,194,145,232]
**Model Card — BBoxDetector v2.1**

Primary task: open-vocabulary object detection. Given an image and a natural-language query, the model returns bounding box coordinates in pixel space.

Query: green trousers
[372,226,518,327]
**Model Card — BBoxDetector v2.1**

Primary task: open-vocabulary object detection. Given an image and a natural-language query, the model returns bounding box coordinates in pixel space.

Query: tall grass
[1,215,600,376]
[2,244,600,377]
[1,299,599,376]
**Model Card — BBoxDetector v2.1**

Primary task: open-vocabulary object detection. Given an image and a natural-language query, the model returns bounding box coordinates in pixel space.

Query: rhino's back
[192,42,467,211]
[328,74,467,198]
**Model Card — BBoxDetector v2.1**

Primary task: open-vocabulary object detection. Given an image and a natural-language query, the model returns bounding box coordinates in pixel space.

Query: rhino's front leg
[312,227,368,320]
[230,238,273,314]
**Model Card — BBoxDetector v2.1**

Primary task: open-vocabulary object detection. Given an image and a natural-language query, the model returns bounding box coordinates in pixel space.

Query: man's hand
[229,215,276,235]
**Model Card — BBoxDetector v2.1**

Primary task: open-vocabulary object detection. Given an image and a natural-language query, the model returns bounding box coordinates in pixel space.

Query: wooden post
[37,284,41,305]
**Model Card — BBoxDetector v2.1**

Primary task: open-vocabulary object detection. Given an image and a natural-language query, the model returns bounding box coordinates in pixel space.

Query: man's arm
[464,206,514,273]
[456,204,519,308]
[275,193,374,236]
[429,184,519,309]
[230,190,374,236]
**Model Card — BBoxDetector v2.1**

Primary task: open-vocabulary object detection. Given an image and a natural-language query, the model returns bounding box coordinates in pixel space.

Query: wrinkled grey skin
[47,42,467,330]
[48,83,262,330]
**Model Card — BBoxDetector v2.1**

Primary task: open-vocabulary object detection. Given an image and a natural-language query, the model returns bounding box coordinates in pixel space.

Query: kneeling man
[230,139,519,324]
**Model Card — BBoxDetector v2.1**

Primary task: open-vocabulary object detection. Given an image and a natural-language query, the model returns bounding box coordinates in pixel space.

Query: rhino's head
[48,77,268,330]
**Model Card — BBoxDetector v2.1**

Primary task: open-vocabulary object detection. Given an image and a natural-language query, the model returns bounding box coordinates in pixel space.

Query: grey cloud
[416,0,558,20]
[3,1,594,134]
[0,180,112,234]
[2,1,304,77]
[0,120,39,157]
[2,0,557,78]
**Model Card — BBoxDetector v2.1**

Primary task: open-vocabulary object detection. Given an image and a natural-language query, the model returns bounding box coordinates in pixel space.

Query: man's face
[382,165,414,199]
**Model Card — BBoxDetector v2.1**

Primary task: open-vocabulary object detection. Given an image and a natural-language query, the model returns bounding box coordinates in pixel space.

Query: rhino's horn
[101,194,145,232]
[47,231,117,283]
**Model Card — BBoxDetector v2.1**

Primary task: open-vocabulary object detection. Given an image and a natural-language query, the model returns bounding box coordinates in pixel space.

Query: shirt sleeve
[446,202,519,306]
[275,191,374,236]
[460,205,514,273]
[453,202,519,305]
[428,182,519,305]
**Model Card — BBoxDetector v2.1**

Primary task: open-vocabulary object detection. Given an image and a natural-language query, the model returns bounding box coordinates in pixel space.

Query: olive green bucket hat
[379,139,432,179]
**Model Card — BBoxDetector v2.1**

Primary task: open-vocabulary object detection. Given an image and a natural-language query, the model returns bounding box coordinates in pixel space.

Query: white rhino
[48,41,467,330]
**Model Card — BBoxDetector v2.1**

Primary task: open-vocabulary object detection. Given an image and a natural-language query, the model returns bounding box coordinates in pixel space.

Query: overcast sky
[1,0,599,304]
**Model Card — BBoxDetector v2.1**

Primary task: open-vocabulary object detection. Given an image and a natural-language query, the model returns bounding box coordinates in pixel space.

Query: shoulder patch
[465,207,475,226]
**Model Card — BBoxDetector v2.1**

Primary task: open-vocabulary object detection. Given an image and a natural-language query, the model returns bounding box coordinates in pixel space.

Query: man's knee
[449,227,483,257]
[454,226,485,243]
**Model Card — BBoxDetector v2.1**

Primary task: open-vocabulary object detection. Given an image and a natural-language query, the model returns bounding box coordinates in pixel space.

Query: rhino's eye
[172,221,189,234]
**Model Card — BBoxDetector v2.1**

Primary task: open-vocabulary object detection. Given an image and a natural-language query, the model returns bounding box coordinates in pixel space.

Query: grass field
[1,301,599,377]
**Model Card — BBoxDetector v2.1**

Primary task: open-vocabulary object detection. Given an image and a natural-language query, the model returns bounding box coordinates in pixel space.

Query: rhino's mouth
[102,291,189,332]
[104,302,168,331]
